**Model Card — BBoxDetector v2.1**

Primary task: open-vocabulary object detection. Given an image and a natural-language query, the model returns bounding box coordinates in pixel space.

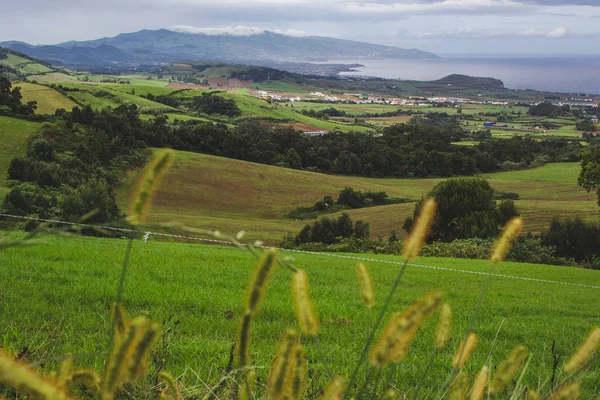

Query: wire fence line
[1,212,599,290]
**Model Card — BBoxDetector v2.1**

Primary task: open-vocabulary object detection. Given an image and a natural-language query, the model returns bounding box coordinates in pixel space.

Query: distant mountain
[0,29,438,68]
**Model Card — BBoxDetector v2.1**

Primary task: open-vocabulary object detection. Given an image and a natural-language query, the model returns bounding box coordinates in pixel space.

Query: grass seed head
[452,333,478,369]
[549,383,581,400]
[158,371,181,400]
[489,345,529,394]
[268,329,299,400]
[526,389,540,400]
[564,327,600,374]
[469,365,489,400]
[126,319,161,380]
[102,316,149,398]
[286,344,307,400]
[0,351,70,400]
[129,149,174,224]
[355,263,375,308]
[370,292,442,367]
[292,270,319,336]
[111,302,129,344]
[239,370,257,400]
[68,369,102,396]
[434,303,452,349]
[490,217,523,264]
[448,372,469,400]
[320,376,345,400]
[403,198,437,260]
[235,313,253,368]
[56,356,73,389]
[244,249,278,316]
[383,389,400,400]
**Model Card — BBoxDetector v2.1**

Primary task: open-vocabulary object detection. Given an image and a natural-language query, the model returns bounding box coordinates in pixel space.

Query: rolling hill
[116,150,597,244]
[0,47,64,80]
[1,29,438,68]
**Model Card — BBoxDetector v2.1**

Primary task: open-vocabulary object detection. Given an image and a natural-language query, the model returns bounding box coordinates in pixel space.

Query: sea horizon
[325,55,600,95]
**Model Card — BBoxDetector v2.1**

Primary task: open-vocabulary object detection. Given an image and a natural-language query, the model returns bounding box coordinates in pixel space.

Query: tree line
[2,104,150,226]
[153,113,583,178]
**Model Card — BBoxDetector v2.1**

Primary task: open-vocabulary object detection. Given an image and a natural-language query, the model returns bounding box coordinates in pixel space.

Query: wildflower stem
[347,259,409,393]
[115,237,134,305]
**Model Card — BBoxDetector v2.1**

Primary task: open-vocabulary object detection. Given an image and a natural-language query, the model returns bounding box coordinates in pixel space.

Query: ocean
[327,56,600,95]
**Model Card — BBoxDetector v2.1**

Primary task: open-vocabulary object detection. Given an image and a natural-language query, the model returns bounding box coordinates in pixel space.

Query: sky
[2,0,600,55]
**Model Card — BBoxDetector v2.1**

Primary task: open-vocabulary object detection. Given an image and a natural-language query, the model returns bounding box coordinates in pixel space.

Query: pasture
[0,116,42,188]
[0,232,598,397]
[117,150,596,243]
[14,82,77,114]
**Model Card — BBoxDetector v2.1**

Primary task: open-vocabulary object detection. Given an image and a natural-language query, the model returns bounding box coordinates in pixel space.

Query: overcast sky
[3,0,600,55]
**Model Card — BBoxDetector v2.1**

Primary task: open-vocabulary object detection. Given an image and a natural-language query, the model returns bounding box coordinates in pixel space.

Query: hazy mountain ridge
[0,29,438,68]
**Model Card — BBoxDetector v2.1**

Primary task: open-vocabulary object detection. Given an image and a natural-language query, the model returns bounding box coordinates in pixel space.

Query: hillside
[0,46,63,80]
[116,150,597,243]
[1,29,438,68]
[0,116,42,202]
[14,82,77,114]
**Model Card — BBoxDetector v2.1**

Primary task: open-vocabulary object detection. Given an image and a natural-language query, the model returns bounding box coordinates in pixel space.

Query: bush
[421,237,572,267]
[191,93,240,117]
[405,177,520,242]
[282,213,370,247]
[542,217,600,268]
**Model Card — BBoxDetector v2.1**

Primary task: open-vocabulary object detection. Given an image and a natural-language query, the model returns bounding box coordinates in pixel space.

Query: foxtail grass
[292,270,319,336]
[489,345,529,395]
[564,327,600,374]
[355,263,375,308]
[268,329,299,400]
[128,149,174,225]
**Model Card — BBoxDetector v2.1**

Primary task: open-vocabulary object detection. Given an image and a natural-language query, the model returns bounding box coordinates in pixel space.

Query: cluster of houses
[253,89,598,109]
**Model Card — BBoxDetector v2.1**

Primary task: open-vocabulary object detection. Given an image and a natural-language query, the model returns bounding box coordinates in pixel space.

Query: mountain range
[0,29,438,68]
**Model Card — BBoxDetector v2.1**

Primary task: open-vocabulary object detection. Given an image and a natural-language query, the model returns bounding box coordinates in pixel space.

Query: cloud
[171,25,309,36]
[521,26,569,38]
[547,26,568,37]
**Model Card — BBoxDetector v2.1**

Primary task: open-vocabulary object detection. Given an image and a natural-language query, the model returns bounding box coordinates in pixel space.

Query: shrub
[404,177,519,242]
[283,213,370,247]
[542,217,600,268]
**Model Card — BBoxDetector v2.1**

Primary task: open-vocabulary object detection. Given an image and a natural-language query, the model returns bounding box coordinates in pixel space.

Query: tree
[578,146,600,205]
[405,176,519,242]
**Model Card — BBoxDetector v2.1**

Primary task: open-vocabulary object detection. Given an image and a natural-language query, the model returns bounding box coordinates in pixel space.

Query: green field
[0,116,42,189]
[221,94,373,132]
[0,233,598,397]
[117,150,596,243]
[14,82,77,114]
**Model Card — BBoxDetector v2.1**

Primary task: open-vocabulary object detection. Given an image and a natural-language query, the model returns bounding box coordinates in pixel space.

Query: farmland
[14,82,77,114]
[116,150,597,243]
[0,232,598,397]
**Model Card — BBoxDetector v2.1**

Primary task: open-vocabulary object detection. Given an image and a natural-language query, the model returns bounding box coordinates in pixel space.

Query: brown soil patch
[227,78,253,88]
[167,82,209,89]
[207,77,228,87]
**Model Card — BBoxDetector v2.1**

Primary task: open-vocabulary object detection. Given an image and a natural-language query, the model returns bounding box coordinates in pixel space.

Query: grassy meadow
[0,116,42,202]
[0,232,598,397]
[117,150,597,243]
[14,82,77,114]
